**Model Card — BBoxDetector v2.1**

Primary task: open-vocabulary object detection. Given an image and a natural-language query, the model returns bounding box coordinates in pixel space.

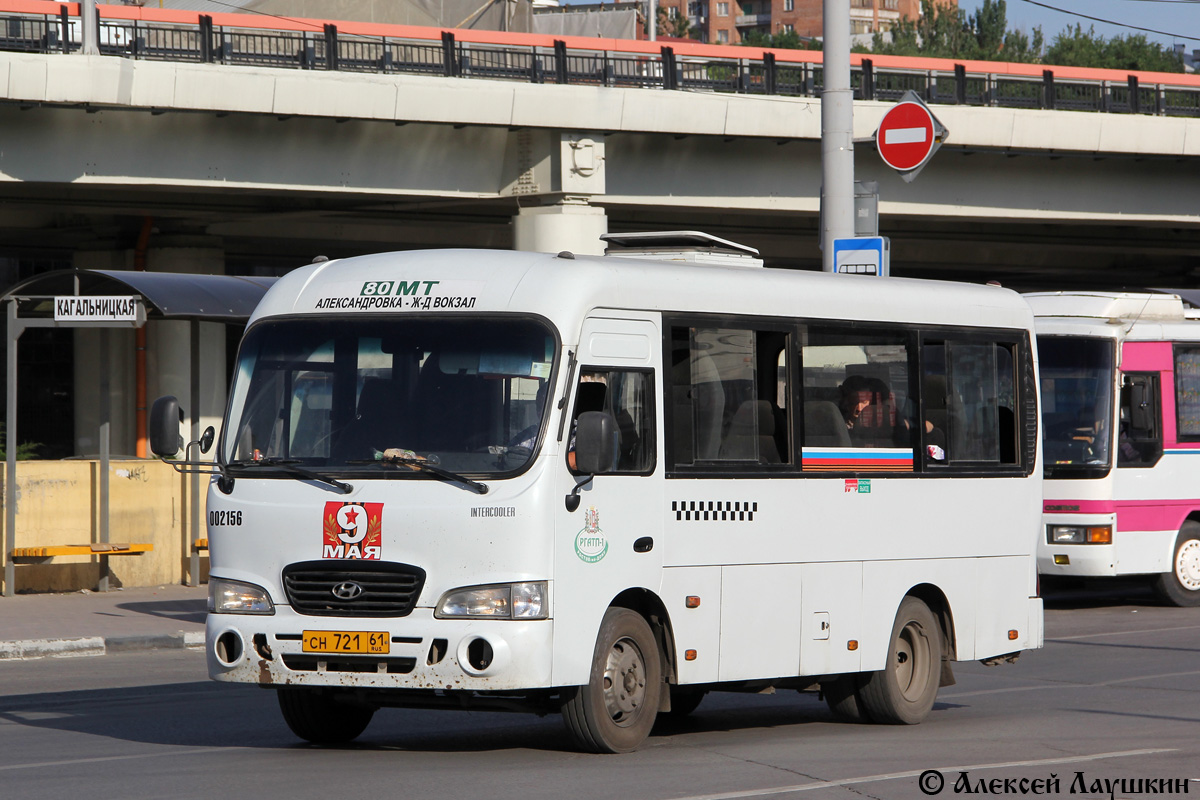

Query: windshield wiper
[374,452,489,495]
[229,458,353,494]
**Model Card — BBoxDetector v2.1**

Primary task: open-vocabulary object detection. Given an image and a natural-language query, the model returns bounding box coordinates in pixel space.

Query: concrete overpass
[0,4,1198,289]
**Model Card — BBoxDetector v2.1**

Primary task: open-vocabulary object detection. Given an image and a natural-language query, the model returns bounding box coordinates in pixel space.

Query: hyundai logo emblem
[331,581,364,600]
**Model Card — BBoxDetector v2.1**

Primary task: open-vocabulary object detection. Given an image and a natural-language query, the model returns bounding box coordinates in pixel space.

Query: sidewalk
[0,584,208,660]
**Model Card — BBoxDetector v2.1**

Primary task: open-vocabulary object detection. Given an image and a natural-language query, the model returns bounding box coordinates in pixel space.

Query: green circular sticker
[575,506,608,563]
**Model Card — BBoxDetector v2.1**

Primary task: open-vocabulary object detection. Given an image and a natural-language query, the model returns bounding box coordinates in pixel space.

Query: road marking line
[883,126,928,145]
[1048,624,1200,641]
[943,669,1200,698]
[0,747,234,772]
[666,749,1174,800]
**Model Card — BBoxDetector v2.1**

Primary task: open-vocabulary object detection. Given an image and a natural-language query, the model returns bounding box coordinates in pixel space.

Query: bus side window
[800,326,915,457]
[922,339,1020,467]
[569,369,656,474]
[1118,373,1162,468]
[669,326,791,468]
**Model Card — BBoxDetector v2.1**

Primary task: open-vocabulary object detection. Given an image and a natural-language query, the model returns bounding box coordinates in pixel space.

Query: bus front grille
[282,560,426,617]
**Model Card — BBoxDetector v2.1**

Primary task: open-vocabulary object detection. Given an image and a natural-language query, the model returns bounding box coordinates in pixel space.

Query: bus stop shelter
[2,269,275,596]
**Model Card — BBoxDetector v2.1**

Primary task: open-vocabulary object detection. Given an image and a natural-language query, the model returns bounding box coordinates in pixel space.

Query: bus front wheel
[1154,522,1200,607]
[560,607,662,753]
[277,687,375,744]
[857,596,941,725]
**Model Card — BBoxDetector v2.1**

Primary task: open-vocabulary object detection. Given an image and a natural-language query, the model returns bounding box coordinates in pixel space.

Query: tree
[1043,25,1184,73]
[0,425,40,460]
[860,0,1182,72]
[863,0,1040,63]
[740,28,821,50]
[655,6,698,40]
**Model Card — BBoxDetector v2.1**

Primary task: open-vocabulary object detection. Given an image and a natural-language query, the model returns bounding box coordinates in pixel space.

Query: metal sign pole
[5,301,19,597]
[98,328,111,592]
[190,319,201,587]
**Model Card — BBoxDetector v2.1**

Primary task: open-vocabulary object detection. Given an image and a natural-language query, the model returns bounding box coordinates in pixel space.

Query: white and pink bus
[1028,291,1200,606]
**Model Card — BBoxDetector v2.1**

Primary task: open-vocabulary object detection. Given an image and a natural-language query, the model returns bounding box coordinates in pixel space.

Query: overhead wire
[1017,0,1200,43]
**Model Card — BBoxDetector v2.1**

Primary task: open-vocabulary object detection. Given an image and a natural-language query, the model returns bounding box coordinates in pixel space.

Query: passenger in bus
[838,375,876,430]
[840,375,899,445]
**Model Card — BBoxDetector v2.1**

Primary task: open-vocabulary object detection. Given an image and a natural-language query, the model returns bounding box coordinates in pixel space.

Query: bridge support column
[513,198,608,256]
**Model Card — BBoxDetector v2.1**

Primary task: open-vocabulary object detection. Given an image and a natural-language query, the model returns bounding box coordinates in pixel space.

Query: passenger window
[1174,346,1200,440]
[669,326,791,468]
[922,339,1019,466]
[799,327,915,470]
[568,369,655,474]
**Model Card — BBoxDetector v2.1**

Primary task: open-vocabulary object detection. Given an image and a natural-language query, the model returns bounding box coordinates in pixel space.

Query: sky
[959,0,1200,50]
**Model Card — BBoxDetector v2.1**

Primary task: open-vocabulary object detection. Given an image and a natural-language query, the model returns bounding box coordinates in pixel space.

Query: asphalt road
[0,583,1197,800]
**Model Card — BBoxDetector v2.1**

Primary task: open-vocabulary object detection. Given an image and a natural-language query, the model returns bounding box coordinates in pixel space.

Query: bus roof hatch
[600,231,763,269]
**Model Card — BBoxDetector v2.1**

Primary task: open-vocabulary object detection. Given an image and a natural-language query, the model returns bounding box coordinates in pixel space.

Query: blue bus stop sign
[832,237,890,276]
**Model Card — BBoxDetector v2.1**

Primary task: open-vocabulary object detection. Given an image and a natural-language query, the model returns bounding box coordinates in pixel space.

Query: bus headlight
[208,577,275,615]
[1046,525,1112,544]
[435,582,548,620]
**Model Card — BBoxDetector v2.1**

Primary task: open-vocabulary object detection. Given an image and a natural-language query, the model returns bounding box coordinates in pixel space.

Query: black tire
[665,686,707,718]
[822,674,871,723]
[857,596,942,725]
[277,687,375,744]
[1153,522,1200,607]
[561,607,662,753]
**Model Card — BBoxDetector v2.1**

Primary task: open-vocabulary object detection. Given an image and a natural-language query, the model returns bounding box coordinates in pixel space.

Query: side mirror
[149,395,183,457]
[565,411,619,512]
[199,426,215,454]
[574,411,618,475]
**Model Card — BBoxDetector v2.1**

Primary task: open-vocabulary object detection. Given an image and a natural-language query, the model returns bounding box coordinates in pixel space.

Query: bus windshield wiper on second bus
[229,458,353,494]
[375,449,489,495]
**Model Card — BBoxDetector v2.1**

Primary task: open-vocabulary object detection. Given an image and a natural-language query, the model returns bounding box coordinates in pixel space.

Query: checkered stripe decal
[672,501,757,521]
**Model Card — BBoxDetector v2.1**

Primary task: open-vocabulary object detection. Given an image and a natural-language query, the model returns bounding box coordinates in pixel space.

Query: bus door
[551,313,664,683]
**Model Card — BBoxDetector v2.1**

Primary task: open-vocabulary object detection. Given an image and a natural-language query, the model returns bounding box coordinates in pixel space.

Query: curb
[0,631,204,661]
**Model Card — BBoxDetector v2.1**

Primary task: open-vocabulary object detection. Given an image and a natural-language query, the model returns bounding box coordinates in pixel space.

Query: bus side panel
[859,559,979,668]
[798,561,863,676]
[717,564,802,682]
[1115,527,1178,575]
[660,566,722,684]
[973,555,1039,657]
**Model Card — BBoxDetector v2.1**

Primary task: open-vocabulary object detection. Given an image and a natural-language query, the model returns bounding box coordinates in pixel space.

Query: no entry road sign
[873,93,947,181]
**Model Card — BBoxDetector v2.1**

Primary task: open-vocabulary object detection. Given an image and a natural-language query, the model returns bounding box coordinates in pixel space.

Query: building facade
[660,0,953,46]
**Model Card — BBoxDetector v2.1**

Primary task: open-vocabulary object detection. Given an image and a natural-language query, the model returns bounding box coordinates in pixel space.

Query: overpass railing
[2,1,1198,117]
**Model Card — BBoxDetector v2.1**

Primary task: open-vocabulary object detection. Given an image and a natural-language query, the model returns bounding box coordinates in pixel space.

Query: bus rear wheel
[1154,522,1200,607]
[277,687,375,744]
[857,596,941,725]
[561,607,662,753]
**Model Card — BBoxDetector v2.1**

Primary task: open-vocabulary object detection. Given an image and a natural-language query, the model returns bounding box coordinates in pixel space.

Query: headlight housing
[1047,524,1112,545]
[208,577,275,615]
[435,581,548,620]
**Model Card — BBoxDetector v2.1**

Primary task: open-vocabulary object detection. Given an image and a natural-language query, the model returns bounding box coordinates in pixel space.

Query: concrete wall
[1,459,205,594]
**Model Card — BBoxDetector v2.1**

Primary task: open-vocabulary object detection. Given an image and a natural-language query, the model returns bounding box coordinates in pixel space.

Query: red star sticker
[342,507,359,525]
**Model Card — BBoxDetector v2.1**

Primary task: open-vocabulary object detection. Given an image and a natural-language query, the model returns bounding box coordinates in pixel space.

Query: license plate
[301,630,390,655]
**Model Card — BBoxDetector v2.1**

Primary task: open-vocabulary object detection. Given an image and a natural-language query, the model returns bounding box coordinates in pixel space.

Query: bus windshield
[222,316,557,476]
[1038,336,1115,479]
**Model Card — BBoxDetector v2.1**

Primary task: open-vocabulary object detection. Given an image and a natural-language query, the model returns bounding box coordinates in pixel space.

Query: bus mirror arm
[149,394,230,480]
[565,475,593,512]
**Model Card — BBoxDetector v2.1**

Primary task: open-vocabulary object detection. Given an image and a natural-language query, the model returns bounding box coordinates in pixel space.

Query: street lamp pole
[820,0,853,272]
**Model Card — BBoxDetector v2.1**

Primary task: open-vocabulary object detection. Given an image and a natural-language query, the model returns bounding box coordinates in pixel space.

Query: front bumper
[1037,515,1117,577]
[206,606,554,692]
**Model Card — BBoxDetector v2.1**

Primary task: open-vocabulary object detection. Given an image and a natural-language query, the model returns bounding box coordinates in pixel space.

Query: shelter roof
[2,269,276,324]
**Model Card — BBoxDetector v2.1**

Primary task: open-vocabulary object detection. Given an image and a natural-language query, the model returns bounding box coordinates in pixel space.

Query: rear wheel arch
[905,583,956,664]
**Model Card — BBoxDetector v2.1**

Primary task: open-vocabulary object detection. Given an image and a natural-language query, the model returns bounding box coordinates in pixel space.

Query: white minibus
[1028,291,1200,606]
[153,234,1044,752]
